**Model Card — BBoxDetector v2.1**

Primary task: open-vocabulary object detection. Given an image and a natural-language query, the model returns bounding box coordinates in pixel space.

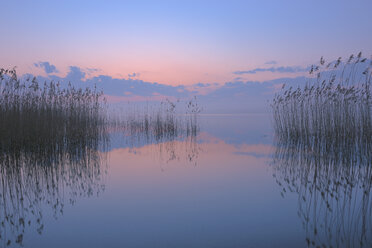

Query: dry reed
[272,52,372,149]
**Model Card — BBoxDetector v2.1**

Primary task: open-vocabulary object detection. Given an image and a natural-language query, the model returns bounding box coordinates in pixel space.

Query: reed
[0,68,108,158]
[108,96,201,146]
[0,68,108,246]
[271,52,372,148]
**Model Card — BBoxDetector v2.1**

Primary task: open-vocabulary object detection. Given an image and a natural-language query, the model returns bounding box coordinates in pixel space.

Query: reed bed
[0,68,108,246]
[0,68,108,160]
[272,52,372,148]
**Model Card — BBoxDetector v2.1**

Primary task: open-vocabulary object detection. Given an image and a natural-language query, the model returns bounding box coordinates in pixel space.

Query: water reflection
[272,140,372,247]
[0,133,108,247]
[128,135,201,167]
[111,112,201,166]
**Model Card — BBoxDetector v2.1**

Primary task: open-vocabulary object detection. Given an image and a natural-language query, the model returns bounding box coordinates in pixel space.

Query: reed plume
[271,53,372,148]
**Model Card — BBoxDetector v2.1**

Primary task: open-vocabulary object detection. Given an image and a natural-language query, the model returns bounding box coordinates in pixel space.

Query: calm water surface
[2,114,371,247]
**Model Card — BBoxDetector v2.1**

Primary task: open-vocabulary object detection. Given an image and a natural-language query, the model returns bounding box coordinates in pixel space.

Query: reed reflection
[126,135,201,168]
[0,148,107,247]
[272,139,372,248]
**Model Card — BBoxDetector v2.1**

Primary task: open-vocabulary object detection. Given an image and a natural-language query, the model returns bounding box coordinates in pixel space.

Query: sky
[1,0,372,112]
[1,0,372,84]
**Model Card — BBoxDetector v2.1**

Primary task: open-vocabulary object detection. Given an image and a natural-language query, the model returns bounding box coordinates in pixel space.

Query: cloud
[66,66,86,81]
[128,72,140,78]
[194,82,211,87]
[40,66,189,100]
[34,61,58,74]
[195,76,309,114]
[233,66,310,75]
[86,68,100,73]
[264,60,277,65]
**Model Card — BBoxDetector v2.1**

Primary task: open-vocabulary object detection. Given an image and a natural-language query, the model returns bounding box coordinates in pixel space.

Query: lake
[1,114,371,248]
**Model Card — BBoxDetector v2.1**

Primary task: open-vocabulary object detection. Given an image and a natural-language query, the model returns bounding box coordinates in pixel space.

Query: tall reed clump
[109,96,201,146]
[0,68,108,247]
[186,96,202,137]
[0,68,108,161]
[272,52,372,150]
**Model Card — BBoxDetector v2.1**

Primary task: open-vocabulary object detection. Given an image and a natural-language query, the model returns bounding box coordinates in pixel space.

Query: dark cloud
[34,61,58,74]
[233,66,310,75]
